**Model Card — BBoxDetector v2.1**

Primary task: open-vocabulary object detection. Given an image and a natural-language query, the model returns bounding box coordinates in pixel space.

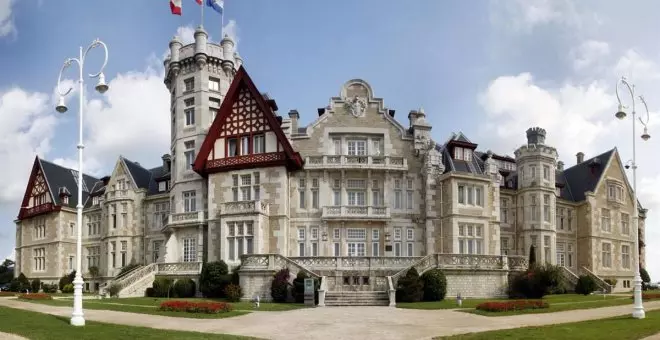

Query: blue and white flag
[206,0,224,15]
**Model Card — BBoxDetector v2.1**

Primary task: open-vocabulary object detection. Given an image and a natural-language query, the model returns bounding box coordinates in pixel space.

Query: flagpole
[201,0,204,28]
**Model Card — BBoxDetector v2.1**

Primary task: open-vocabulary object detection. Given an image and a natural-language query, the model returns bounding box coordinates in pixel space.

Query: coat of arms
[345,96,367,118]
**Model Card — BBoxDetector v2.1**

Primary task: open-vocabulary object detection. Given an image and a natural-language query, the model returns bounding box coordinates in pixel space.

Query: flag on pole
[170,0,182,15]
[206,0,224,15]
[195,0,202,4]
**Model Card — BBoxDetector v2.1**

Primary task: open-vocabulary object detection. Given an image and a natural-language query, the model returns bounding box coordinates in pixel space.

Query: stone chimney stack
[557,160,564,171]
[526,127,546,145]
[288,110,299,134]
[576,152,585,164]
[162,154,172,173]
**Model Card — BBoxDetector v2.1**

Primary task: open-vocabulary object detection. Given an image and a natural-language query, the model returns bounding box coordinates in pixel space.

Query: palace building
[14,28,647,304]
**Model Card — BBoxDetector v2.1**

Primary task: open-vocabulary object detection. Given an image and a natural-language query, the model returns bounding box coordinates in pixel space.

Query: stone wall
[444,270,509,298]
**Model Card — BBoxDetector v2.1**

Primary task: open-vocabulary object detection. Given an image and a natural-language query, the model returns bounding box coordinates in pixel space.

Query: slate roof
[38,158,100,209]
[121,157,170,196]
[436,132,485,175]
[560,149,615,202]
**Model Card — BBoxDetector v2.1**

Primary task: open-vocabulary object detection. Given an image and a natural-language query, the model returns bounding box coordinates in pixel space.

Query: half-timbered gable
[17,157,57,220]
[193,66,303,175]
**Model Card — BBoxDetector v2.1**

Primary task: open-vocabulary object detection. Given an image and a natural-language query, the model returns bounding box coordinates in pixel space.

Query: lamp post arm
[638,95,651,127]
[82,39,109,79]
[57,58,81,98]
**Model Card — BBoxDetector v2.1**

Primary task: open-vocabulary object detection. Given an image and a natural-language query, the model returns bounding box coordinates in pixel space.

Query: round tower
[514,127,559,265]
[161,30,242,262]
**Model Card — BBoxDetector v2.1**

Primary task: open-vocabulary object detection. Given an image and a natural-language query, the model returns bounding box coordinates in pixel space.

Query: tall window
[332,138,341,155]
[298,178,306,209]
[110,241,116,268]
[567,212,573,231]
[347,140,366,156]
[530,165,537,179]
[457,184,484,207]
[557,242,566,266]
[120,241,127,267]
[240,174,252,201]
[543,194,551,222]
[500,199,508,224]
[184,108,195,126]
[601,242,612,268]
[621,213,630,235]
[183,191,196,212]
[111,204,117,229]
[394,179,402,209]
[208,77,220,91]
[184,140,195,170]
[530,194,539,221]
[253,134,265,154]
[183,238,197,262]
[231,173,260,202]
[530,235,539,260]
[557,208,565,230]
[121,203,128,228]
[543,236,551,263]
[347,179,366,206]
[298,227,305,256]
[621,245,631,269]
[394,227,402,257]
[311,178,319,209]
[227,138,238,157]
[184,77,194,91]
[567,243,574,267]
[33,248,45,271]
[601,208,611,232]
[153,202,170,230]
[543,165,550,180]
[227,221,254,261]
[501,237,509,255]
[372,229,380,257]
[371,139,381,155]
[372,179,382,206]
[608,183,624,203]
[86,247,100,269]
[347,228,366,256]
[152,241,162,263]
[241,136,250,156]
[406,178,414,209]
[310,227,319,256]
[68,256,74,271]
[458,224,484,254]
[34,218,46,239]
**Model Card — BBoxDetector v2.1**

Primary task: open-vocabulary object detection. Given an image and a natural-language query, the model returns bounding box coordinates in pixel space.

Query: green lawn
[398,294,632,316]
[0,306,257,340]
[437,309,660,339]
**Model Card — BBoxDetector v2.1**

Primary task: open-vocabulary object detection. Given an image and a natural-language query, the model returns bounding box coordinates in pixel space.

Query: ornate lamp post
[615,76,651,319]
[55,38,109,327]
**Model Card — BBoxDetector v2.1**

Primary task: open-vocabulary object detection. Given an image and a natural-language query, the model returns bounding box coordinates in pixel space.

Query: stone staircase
[101,262,203,298]
[324,291,389,306]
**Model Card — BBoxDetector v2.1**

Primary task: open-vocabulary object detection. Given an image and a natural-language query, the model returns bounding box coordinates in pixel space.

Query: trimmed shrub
[173,279,196,298]
[18,293,53,300]
[107,283,121,297]
[59,271,76,291]
[231,265,241,285]
[160,300,233,314]
[641,267,651,290]
[30,279,41,293]
[507,264,561,299]
[15,273,30,292]
[225,284,243,302]
[0,292,16,296]
[575,275,597,295]
[271,268,290,303]
[640,293,660,300]
[199,261,231,298]
[476,300,548,312]
[291,271,320,304]
[152,278,174,298]
[62,283,74,294]
[41,283,57,293]
[396,268,423,303]
[604,278,618,287]
[420,269,447,301]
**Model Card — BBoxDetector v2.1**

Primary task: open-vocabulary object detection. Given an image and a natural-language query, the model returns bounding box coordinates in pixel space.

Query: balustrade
[304,155,408,171]
[322,206,390,220]
[157,262,203,275]
[21,203,55,219]
[219,200,269,216]
[166,210,207,227]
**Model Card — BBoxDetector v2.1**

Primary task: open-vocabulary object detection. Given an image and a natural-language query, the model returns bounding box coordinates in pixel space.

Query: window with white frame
[184,140,195,170]
[68,255,74,271]
[183,238,197,262]
[92,196,99,206]
[500,199,508,223]
[153,202,169,230]
[311,178,319,209]
[372,229,380,257]
[406,178,414,209]
[120,241,127,267]
[347,228,366,257]
[33,248,45,271]
[34,218,46,239]
[543,165,550,180]
[567,243,574,267]
[298,178,306,209]
[184,77,194,91]
[333,242,340,256]
[406,228,414,241]
[607,182,625,203]
[333,228,340,239]
[458,224,484,254]
[152,241,162,263]
[227,221,254,261]
[371,138,381,155]
[500,237,509,255]
[332,138,341,155]
[183,191,196,212]
[333,189,341,206]
[347,139,367,156]
[240,136,250,156]
[347,179,366,206]
[394,179,402,209]
[240,174,252,201]
[543,236,551,263]
[407,242,414,257]
[121,203,128,228]
[557,242,566,266]
[453,147,472,161]
[543,194,551,222]
[621,213,630,235]
[394,227,402,241]
[457,184,484,207]
[601,208,611,232]
[208,77,220,91]
[601,242,612,268]
[227,138,238,157]
[253,134,265,154]
[86,246,100,269]
[372,179,382,206]
[231,173,260,202]
[557,208,566,230]
[621,244,631,269]
[158,181,167,192]
[530,194,539,221]
[184,108,195,126]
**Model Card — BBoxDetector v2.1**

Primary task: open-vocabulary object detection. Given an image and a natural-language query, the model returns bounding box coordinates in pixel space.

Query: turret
[194,26,208,68]
[234,51,243,69]
[409,107,432,153]
[221,34,235,73]
[526,127,546,145]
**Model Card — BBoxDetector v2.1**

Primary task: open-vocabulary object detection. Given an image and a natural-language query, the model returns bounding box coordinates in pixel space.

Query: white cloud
[222,19,239,46]
[490,0,583,33]
[614,49,660,81]
[0,0,16,38]
[571,40,610,71]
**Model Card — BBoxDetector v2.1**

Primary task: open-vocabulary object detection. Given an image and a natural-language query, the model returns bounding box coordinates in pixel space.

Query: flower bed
[476,300,549,312]
[0,291,16,297]
[635,293,660,300]
[159,300,233,314]
[17,293,53,300]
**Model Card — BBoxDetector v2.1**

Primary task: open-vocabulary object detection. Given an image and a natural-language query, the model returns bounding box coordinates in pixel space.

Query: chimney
[162,154,172,172]
[557,161,564,171]
[576,152,584,164]
[526,127,546,145]
[288,110,299,134]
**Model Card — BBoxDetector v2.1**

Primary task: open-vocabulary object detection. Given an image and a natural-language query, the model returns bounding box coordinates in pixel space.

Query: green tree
[0,259,15,285]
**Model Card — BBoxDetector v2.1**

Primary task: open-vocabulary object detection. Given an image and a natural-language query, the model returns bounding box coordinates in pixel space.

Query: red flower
[159,300,233,314]
[476,300,549,312]
[17,293,52,300]
[633,293,660,300]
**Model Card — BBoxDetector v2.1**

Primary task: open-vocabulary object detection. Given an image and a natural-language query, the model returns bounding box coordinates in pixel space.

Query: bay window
[227,221,254,261]
[458,224,484,255]
[457,183,484,207]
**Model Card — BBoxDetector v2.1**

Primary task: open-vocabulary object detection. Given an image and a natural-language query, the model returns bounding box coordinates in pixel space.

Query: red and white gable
[194,66,303,175]
[17,157,58,220]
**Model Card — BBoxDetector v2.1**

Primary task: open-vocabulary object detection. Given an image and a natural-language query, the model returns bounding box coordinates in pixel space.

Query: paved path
[2,298,660,340]
[0,332,28,340]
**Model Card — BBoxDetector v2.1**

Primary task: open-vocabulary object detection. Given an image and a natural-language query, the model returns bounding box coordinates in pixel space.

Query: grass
[55,296,308,311]
[0,306,257,340]
[437,309,660,340]
[398,294,632,316]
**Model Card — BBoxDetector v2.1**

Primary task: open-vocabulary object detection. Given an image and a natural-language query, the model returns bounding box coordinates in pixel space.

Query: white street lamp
[615,76,651,319]
[56,38,109,327]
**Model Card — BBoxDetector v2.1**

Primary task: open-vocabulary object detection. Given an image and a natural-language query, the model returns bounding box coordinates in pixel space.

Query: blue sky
[1,0,660,279]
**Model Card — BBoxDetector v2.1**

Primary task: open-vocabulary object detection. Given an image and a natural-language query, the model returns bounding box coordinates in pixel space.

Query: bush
[107,283,121,297]
[41,283,57,293]
[225,284,243,302]
[641,293,660,300]
[15,273,30,292]
[231,265,241,285]
[18,293,52,300]
[291,272,319,304]
[641,268,651,290]
[420,269,447,301]
[0,292,16,296]
[173,279,196,298]
[604,278,618,287]
[152,278,173,298]
[58,271,76,291]
[528,245,537,267]
[396,268,424,303]
[508,264,561,299]
[271,268,290,303]
[30,279,41,292]
[575,275,597,295]
[159,300,233,314]
[199,261,231,298]
[476,300,549,312]
[62,283,74,294]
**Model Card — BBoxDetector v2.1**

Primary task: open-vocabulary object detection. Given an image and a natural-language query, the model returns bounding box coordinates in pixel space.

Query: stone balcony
[167,210,207,227]
[218,200,269,216]
[304,155,408,171]
[105,189,130,201]
[322,205,390,220]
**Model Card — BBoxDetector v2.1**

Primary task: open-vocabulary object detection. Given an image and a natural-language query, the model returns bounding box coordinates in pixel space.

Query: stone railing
[321,206,390,220]
[304,155,408,171]
[105,189,129,200]
[21,203,55,219]
[507,256,529,271]
[113,263,158,292]
[240,254,320,279]
[580,266,612,293]
[157,262,203,276]
[318,276,327,307]
[559,266,579,287]
[219,200,269,216]
[167,210,207,226]
[288,256,420,272]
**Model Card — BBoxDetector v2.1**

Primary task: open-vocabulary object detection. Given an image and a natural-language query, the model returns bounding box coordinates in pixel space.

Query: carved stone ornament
[345,96,367,118]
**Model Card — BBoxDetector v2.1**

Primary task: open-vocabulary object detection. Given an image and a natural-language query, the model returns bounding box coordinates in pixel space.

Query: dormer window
[227,133,266,157]
[62,196,69,205]
[607,181,625,203]
[92,196,99,206]
[453,147,472,161]
[158,181,167,192]
[228,138,238,157]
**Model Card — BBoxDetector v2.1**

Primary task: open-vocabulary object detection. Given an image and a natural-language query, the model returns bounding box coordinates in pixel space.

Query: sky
[0,0,659,280]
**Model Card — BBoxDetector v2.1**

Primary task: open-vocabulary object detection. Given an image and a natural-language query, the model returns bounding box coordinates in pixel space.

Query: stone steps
[325,291,389,306]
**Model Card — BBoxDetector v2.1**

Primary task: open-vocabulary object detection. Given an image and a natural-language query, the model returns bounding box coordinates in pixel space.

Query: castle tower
[162,28,240,263]
[514,127,559,264]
